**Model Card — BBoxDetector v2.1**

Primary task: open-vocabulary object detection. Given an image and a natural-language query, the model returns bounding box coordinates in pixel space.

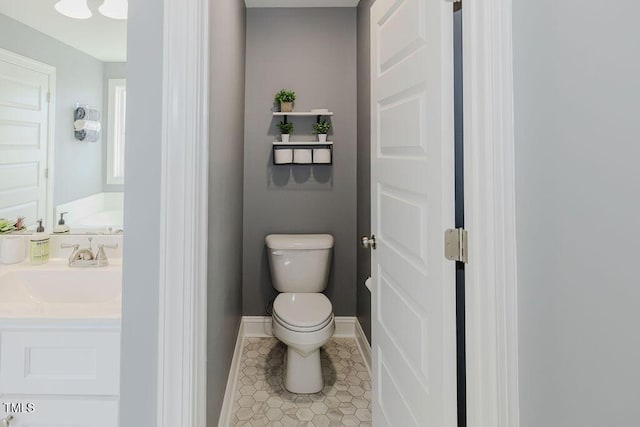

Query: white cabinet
[1,331,120,395]
[0,322,120,424]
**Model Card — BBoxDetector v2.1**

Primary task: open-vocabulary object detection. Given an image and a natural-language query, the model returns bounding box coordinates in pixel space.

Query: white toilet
[266,233,335,394]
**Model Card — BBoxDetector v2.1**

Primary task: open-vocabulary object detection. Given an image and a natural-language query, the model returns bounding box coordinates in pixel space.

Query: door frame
[156,0,209,425]
[462,0,520,426]
[0,47,56,230]
[153,0,520,425]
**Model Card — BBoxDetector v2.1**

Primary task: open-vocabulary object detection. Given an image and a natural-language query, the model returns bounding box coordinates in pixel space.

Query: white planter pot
[317,134,328,143]
[281,134,290,143]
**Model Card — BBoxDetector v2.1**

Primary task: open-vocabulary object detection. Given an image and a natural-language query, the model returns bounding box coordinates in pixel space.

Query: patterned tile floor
[230,337,372,426]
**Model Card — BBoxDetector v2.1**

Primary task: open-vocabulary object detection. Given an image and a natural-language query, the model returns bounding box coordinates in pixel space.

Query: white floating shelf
[273,141,333,146]
[272,111,334,116]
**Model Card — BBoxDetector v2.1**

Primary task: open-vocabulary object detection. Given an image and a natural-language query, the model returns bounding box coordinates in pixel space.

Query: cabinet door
[0,331,120,395]
[0,398,118,426]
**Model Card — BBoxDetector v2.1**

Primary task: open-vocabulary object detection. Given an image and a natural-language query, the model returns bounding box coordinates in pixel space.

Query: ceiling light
[99,0,128,20]
[54,0,92,19]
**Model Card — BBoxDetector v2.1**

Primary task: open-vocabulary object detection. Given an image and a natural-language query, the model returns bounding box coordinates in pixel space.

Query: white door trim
[156,0,209,425]
[0,47,56,229]
[462,1,520,427]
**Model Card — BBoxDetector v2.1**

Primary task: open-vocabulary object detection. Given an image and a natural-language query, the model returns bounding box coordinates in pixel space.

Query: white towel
[74,106,100,121]
[74,120,101,132]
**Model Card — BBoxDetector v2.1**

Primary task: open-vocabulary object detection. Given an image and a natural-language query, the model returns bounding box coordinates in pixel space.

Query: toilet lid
[273,293,333,329]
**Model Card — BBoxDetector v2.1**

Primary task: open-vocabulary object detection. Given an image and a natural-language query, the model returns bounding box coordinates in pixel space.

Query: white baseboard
[217,318,245,427]
[217,315,372,425]
[242,315,273,336]
[354,318,371,372]
[334,316,357,336]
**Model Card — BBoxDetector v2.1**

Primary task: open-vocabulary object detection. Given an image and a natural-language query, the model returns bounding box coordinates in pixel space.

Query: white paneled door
[370,0,456,425]
[0,49,53,228]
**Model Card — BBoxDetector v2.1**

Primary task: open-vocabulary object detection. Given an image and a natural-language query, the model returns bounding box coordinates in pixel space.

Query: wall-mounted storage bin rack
[273,141,333,165]
[273,111,334,121]
[272,111,334,165]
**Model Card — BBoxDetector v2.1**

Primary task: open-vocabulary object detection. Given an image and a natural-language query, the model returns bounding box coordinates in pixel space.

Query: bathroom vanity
[0,259,121,425]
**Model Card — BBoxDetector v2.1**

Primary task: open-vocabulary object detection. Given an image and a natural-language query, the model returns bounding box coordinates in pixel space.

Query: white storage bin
[313,148,332,164]
[293,148,312,164]
[274,148,293,164]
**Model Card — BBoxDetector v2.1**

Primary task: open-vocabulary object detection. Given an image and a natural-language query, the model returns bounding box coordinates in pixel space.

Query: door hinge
[444,228,468,263]
[46,92,51,103]
[44,168,49,179]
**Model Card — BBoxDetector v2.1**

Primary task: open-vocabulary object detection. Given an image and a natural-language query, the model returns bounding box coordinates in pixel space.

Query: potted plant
[277,121,294,143]
[313,120,331,143]
[274,89,296,112]
[0,217,26,234]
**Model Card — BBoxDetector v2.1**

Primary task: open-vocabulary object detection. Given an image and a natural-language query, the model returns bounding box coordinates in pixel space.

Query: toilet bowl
[272,293,335,393]
[266,234,335,394]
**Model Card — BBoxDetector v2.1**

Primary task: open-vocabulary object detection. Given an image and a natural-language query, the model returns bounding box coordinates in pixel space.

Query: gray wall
[119,0,163,424]
[207,0,246,424]
[243,8,358,316]
[356,0,374,342]
[0,14,103,207]
[513,1,640,425]
[103,61,126,193]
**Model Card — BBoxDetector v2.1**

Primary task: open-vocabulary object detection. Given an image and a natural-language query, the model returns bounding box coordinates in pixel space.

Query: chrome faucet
[60,237,118,267]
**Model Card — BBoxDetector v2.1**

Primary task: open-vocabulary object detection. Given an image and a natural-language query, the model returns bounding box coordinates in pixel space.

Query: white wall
[118,0,163,424]
[513,1,640,425]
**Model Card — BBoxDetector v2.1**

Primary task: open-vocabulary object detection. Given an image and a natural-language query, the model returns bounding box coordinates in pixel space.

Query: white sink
[0,261,122,319]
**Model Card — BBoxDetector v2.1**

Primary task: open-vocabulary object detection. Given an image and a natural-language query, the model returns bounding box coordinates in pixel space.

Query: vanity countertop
[0,258,122,321]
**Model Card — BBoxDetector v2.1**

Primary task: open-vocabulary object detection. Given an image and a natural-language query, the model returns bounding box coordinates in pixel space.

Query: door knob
[1,415,14,427]
[361,235,376,249]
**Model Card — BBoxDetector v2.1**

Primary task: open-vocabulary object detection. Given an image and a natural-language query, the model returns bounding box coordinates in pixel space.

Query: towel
[74,120,101,132]
[74,106,100,121]
[75,129,100,143]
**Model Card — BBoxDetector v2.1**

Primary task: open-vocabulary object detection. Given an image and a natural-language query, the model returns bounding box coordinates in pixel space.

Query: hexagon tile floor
[230,337,372,426]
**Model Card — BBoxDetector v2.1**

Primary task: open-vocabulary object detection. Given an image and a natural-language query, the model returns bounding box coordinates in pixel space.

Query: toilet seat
[273,311,334,333]
[273,293,333,332]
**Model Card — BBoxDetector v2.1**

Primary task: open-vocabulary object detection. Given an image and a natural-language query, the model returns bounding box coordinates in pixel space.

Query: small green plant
[274,89,296,103]
[313,120,331,134]
[277,121,294,134]
[0,217,26,234]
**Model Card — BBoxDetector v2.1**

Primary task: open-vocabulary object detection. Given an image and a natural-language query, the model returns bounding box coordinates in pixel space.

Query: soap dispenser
[29,219,50,264]
[53,212,70,234]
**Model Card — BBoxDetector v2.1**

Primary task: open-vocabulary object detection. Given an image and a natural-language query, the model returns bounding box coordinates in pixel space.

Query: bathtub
[55,192,124,232]
[0,259,122,319]
[74,209,123,229]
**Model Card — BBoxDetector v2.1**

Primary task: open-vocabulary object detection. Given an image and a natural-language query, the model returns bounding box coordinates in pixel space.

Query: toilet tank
[265,234,334,293]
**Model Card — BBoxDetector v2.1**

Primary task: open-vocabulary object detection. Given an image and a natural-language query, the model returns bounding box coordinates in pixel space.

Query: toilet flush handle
[1,415,14,427]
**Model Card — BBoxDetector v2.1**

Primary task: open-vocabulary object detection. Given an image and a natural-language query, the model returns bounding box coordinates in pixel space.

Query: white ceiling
[245,0,360,7]
[0,0,127,62]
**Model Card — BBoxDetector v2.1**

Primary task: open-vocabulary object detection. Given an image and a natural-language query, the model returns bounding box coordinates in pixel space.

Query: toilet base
[284,346,323,394]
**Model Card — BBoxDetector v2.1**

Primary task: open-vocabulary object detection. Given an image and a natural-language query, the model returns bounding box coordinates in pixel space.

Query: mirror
[0,1,127,234]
